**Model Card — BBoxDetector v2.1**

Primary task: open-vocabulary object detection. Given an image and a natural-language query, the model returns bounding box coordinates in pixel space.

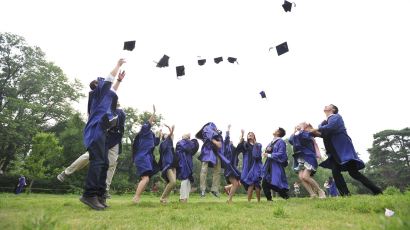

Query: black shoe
[98,196,109,208]
[80,196,105,210]
[210,191,220,198]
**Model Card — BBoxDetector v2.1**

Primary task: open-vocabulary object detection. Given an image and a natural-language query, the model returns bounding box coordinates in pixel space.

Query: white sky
[2,0,409,162]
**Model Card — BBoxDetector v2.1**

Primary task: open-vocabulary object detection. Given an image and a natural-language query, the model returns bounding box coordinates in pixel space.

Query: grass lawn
[0,192,409,229]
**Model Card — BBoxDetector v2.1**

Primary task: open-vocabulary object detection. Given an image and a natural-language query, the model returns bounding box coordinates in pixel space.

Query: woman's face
[247,132,255,141]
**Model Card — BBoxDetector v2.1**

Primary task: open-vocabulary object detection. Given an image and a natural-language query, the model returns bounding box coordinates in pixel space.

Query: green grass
[0,193,409,230]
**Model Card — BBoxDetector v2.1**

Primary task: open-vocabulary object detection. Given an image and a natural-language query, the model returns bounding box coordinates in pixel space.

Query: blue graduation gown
[133,122,160,178]
[106,108,126,154]
[197,122,219,167]
[222,132,241,180]
[261,139,289,190]
[176,139,199,182]
[237,141,263,188]
[318,114,365,171]
[159,136,176,182]
[289,131,318,171]
[329,181,339,196]
[83,78,118,150]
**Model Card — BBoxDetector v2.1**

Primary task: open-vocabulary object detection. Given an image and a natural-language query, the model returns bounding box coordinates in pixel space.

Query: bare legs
[227,177,240,203]
[298,169,326,198]
[133,175,149,203]
[247,185,261,202]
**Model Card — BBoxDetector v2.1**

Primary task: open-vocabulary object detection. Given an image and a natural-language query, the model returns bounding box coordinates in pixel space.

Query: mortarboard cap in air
[282,1,296,12]
[156,55,169,68]
[198,59,206,66]
[176,65,185,78]
[214,57,223,64]
[276,42,289,56]
[227,57,238,64]
[260,91,267,99]
[123,41,136,51]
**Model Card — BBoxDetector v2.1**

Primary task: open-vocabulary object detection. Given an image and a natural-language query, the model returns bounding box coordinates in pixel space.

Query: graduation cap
[214,57,223,64]
[156,55,169,68]
[227,57,238,64]
[123,41,136,51]
[276,42,289,56]
[260,91,267,99]
[282,1,296,12]
[176,65,185,78]
[198,59,206,66]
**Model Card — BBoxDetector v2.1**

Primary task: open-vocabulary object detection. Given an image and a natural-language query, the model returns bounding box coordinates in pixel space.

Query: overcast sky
[2,0,409,161]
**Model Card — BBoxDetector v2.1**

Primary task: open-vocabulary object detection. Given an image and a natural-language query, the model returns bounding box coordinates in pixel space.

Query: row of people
[60,59,381,210]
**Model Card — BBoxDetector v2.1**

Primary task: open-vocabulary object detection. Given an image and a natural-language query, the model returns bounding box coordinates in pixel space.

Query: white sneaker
[57,172,66,182]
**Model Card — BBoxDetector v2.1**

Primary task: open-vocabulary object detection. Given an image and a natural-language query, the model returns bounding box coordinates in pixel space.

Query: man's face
[324,105,333,113]
[273,129,280,137]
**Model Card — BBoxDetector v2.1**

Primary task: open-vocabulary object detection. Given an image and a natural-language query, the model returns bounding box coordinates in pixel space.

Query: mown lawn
[0,192,409,230]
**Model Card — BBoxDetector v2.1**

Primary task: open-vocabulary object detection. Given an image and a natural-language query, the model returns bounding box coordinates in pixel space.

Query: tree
[22,133,63,193]
[367,128,410,190]
[0,33,83,173]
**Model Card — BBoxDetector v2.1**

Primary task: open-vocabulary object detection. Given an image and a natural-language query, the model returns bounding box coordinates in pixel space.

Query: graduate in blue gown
[315,104,382,196]
[15,175,26,195]
[328,177,339,197]
[81,59,125,210]
[221,125,241,203]
[132,105,161,203]
[176,134,199,202]
[159,124,177,203]
[236,130,263,202]
[289,122,326,198]
[261,127,289,200]
[196,122,233,198]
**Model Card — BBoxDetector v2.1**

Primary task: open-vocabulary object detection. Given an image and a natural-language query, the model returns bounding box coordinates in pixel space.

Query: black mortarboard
[227,57,238,64]
[214,57,223,64]
[156,55,169,68]
[276,42,289,56]
[123,41,136,51]
[198,59,206,66]
[260,91,267,99]
[176,65,185,78]
[282,1,296,12]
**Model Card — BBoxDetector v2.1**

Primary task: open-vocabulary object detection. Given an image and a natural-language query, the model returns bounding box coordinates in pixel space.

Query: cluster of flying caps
[282,1,296,12]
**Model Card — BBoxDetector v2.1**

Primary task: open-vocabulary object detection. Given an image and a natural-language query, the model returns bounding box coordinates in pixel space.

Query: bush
[384,186,401,195]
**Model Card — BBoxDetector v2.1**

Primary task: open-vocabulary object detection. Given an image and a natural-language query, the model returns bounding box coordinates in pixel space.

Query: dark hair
[278,127,286,137]
[89,80,98,90]
[330,104,339,114]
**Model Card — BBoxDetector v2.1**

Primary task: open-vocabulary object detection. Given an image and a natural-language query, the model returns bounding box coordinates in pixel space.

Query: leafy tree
[22,132,63,192]
[0,33,83,173]
[367,128,410,190]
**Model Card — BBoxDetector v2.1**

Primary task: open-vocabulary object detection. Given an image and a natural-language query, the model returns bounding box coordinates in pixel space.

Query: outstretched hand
[117,58,126,67]
[118,70,126,81]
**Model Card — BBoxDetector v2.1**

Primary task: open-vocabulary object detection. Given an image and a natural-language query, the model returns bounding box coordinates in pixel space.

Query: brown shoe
[80,196,105,210]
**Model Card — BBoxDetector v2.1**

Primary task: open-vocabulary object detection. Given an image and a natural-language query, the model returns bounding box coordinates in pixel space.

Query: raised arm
[110,59,126,79]
[164,124,175,140]
[112,70,125,91]
[148,104,156,125]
